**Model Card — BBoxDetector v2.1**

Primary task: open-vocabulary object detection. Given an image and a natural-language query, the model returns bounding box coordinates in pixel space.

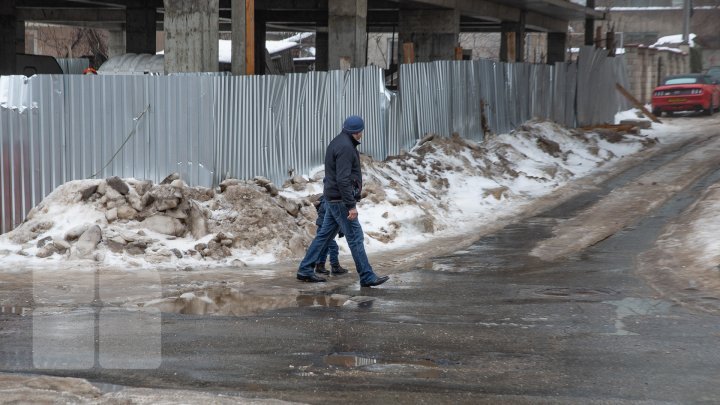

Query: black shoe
[314,263,330,275]
[360,275,389,288]
[297,274,327,283]
[331,264,348,275]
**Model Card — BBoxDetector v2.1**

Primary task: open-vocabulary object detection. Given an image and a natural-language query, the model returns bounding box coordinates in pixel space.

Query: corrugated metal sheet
[55,58,90,75]
[0,56,629,232]
[576,46,629,126]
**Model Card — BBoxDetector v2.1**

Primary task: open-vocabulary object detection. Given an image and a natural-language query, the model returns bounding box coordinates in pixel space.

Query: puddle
[603,297,673,336]
[143,287,377,316]
[324,353,446,378]
[90,381,128,393]
[535,287,619,298]
[325,354,378,367]
[0,306,32,316]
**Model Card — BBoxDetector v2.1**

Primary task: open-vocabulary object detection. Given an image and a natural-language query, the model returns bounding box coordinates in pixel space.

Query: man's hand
[348,207,358,221]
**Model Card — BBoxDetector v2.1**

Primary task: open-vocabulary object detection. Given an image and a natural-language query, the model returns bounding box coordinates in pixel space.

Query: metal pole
[682,0,690,44]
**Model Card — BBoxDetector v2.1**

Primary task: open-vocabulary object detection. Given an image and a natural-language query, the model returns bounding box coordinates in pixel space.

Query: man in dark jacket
[296,115,389,287]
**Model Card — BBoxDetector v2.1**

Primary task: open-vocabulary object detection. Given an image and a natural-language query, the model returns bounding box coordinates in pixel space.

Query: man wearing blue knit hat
[296,115,390,288]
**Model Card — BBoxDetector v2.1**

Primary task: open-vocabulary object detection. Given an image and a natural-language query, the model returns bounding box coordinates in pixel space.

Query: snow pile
[0,174,318,268]
[0,120,654,269]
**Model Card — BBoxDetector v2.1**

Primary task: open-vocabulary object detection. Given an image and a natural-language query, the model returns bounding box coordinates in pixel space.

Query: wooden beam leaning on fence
[615,83,662,124]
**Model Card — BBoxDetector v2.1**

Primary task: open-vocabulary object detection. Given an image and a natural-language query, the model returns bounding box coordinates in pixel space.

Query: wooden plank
[454,46,463,61]
[245,0,255,75]
[402,42,415,64]
[615,83,662,123]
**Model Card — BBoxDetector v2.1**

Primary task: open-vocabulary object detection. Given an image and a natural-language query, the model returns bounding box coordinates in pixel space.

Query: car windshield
[664,77,699,85]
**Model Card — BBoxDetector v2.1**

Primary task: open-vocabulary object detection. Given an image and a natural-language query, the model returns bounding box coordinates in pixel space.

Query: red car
[651,74,720,116]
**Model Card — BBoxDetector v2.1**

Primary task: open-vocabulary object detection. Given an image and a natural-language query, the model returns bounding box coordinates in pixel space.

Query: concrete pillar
[678,44,690,73]
[126,2,156,54]
[328,0,367,70]
[231,0,246,75]
[1,0,17,74]
[399,8,459,63]
[315,30,328,71]
[516,13,526,62]
[639,48,648,104]
[546,32,567,64]
[163,0,219,73]
[585,0,595,47]
[254,10,266,75]
[107,30,126,59]
[16,20,24,54]
[500,22,514,63]
[648,48,658,95]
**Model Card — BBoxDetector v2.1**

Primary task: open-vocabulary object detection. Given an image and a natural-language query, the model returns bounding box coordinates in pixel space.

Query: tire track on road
[530,134,720,261]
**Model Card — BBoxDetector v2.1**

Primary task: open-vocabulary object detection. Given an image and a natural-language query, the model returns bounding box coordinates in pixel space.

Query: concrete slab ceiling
[13,0,602,33]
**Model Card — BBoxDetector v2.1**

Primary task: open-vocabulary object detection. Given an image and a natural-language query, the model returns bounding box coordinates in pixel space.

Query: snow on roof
[208,39,301,64]
[652,33,697,48]
[157,38,302,64]
[283,32,313,43]
[569,48,625,55]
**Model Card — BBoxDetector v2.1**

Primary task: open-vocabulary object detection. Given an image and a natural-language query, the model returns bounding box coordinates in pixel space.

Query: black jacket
[323,131,362,209]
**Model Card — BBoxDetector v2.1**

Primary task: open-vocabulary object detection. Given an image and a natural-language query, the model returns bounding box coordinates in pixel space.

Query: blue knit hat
[342,115,365,134]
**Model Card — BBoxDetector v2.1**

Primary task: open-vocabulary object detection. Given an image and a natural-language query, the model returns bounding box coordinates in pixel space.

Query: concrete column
[639,48,648,103]
[126,2,156,54]
[107,30,126,59]
[585,0,595,46]
[328,0,367,70]
[678,44,690,73]
[231,0,246,75]
[163,0,219,73]
[500,22,514,63]
[16,20,24,53]
[546,32,567,64]
[254,10,266,75]
[1,0,17,74]
[399,8,459,63]
[315,30,328,71]
[516,12,526,62]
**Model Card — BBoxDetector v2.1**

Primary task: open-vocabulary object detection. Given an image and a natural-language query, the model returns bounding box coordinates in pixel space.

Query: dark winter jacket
[323,131,363,209]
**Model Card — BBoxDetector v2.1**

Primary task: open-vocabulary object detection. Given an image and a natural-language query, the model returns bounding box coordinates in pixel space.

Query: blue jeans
[318,238,339,266]
[298,201,377,284]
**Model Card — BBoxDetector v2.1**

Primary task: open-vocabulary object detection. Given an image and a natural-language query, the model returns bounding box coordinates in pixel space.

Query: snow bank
[0,120,656,270]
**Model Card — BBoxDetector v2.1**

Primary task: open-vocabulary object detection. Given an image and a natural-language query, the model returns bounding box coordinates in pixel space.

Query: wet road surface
[3,123,720,403]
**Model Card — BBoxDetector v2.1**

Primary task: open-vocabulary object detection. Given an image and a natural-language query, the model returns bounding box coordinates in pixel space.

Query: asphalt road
[2,116,720,404]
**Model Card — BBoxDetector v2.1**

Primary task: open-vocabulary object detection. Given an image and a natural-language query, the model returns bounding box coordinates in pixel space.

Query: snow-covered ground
[0,112,689,271]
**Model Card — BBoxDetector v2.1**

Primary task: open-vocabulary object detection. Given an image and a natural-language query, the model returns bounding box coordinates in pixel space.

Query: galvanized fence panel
[576,46,625,127]
[56,58,90,75]
[0,75,66,231]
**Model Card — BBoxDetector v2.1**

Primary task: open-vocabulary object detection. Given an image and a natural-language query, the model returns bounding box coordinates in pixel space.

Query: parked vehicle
[651,74,720,117]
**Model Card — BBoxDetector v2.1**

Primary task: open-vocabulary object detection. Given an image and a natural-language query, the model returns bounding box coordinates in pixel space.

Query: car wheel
[652,108,661,117]
[705,102,714,116]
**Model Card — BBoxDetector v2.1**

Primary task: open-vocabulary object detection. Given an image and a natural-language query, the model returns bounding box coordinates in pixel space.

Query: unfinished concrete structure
[2,0,602,75]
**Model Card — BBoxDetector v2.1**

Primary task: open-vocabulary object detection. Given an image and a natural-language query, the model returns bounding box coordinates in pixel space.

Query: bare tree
[27,24,109,67]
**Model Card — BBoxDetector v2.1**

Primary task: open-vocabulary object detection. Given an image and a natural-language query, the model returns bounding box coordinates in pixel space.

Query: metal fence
[55,58,90,75]
[0,49,629,232]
